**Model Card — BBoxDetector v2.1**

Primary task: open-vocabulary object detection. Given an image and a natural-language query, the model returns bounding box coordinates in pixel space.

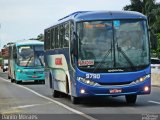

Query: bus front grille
[24,71,44,75]
[98,81,132,86]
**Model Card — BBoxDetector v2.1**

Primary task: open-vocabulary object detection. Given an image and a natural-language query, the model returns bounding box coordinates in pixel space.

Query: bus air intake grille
[98,81,132,86]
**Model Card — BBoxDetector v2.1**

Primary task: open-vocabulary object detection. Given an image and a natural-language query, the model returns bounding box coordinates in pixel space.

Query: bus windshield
[17,45,44,67]
[77,20,149,72]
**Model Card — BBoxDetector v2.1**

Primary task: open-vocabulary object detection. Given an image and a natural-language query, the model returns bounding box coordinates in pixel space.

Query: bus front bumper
[76,79,151,97]
[16,70,45,81]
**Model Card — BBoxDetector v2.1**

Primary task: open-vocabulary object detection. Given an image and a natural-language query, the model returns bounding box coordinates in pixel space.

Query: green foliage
[156,33,160,58]
[29,34,44,41]
[37,34,44,41]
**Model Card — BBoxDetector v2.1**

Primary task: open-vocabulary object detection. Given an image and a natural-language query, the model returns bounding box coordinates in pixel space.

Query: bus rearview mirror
[73,31,78,58]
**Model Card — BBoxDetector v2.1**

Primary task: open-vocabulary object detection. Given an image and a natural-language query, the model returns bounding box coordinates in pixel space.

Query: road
[0,70,160,120]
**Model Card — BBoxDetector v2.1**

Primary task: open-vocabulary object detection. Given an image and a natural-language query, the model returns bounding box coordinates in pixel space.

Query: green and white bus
[8,40,45,84]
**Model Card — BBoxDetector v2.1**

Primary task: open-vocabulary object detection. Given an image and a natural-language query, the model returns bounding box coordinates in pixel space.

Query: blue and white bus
[8,40,45,84]
[44,11,151,104]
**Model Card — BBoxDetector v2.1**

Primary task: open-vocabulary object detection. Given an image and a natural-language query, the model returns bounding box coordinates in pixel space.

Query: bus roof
[45,11,147,30]
[79,11,145,20]
[15,40,44,46]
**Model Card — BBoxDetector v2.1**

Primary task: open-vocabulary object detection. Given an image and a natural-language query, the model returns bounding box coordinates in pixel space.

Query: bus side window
[55,27,59,48]
[70,21,76,67]
[64,22,69,47]
[62,24,65,48]
[70,21,74,51]
[59,25,62,48]
[44,30,50,50]
[51,28,55,49]
[59,24,64,48]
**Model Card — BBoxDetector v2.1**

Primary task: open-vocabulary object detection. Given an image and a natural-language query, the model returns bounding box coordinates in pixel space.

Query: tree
[124,0,160,33]
[37,34,44,41]
[29,34,44,41]
[156,33,160,58]
[123,0,143,13]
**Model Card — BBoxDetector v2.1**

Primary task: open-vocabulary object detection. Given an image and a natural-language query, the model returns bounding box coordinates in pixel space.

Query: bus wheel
[66,75,69,94]
[125,95,137,104]
[11,78,14,83]
[71,96,80,104]
[52,90,60,98]
[15,80,22,84]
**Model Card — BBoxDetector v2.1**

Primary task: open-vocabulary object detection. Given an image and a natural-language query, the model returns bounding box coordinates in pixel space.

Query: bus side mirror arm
[71,45,78,61]
[72,31,78,59]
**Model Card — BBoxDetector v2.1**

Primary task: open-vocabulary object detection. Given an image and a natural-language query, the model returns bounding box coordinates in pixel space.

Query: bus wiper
[37,56,44,66]
[93,48,112,72]
[117,44,135,70]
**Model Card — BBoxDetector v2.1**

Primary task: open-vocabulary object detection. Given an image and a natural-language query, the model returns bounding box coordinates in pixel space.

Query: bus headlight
[77,77,100,86]
[17,69,22,72]
[131,74,150,84]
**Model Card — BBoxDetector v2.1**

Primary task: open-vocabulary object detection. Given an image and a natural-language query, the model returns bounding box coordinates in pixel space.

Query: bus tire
[66,75,69,94]
[49,73,53,88]
[11,78,14,83]
[125,95,137,104]
[52,90,60,98]
[71,96,80,104]
[15,80,22,84]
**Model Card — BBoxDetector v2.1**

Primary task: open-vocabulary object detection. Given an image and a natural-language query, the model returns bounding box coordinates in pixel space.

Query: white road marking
[12,102,52,109]
[0,77,97,120]
[12,104,42,109]
[148,100,160,105]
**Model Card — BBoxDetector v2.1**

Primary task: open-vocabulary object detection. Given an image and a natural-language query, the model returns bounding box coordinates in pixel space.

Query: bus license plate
[32,76,37,78]
[109,89,122,94]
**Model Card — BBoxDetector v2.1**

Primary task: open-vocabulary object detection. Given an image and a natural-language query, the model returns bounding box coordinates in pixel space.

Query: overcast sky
[0,0,160,49]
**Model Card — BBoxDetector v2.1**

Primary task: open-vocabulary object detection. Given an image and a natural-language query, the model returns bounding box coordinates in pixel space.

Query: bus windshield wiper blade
[117,46,135,70]
[93,48,111,72]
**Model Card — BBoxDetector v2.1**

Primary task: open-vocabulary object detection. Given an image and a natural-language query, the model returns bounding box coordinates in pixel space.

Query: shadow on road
[20,81,45,85]
[79,97,132,107]
[57,95,153,108]
[10,81,45,85]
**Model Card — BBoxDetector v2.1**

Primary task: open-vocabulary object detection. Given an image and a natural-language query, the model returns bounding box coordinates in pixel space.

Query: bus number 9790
[86,74,100,79]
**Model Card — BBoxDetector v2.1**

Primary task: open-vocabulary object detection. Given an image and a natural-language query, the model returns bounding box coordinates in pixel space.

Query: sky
[0,0,160,49]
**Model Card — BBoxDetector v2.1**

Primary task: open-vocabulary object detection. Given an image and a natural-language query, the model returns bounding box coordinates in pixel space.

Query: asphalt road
[0,70,160,120]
